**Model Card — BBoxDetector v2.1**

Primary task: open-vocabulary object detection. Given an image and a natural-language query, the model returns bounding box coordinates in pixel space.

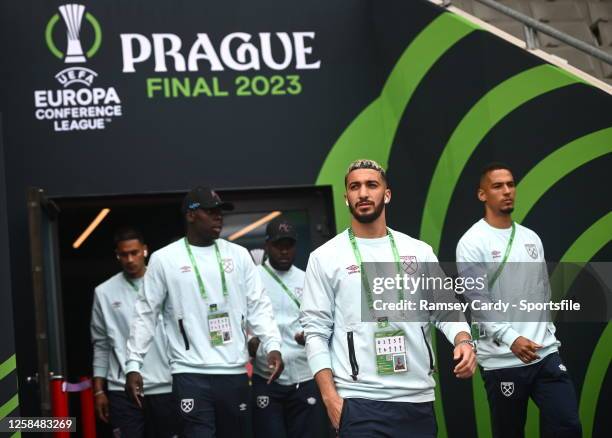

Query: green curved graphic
[548,212,612,305]
[417,63,579,438]
[316,12,478,235]
[0,354,16,381]
[419,64,580,254]
[517,131,612,438]
[581,322,612,438]
[513,127,612,223]
[544,213,612,438]
[85,13,102,58]
[45,14,62,59]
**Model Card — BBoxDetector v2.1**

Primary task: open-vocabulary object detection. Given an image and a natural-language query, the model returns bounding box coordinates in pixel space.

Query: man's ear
[477,188,486,203]
[185,210,195,223]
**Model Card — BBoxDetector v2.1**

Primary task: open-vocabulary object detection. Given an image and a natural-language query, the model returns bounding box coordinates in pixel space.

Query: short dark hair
[479,162,513,187]
[113,227,144,247]
[344,159,388,187]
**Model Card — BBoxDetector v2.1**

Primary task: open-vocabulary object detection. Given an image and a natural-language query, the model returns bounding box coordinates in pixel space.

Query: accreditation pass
[208,312,232,346]
[375,330,408,375]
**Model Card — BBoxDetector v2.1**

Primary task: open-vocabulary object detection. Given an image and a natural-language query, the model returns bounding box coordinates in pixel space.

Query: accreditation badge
[208,308,232,347]
[471,322,486,340]
[374,329,407,375]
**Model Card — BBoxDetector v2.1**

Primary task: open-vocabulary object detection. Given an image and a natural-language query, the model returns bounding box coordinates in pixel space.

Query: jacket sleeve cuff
[308,351,332,376]
[263,340,282,355]
[92,366,108,378]
[499,327,521,347]
[445,323,471,345]
[125,360,142,374]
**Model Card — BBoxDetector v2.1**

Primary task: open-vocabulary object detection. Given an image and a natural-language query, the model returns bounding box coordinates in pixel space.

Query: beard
[349,199,385,223]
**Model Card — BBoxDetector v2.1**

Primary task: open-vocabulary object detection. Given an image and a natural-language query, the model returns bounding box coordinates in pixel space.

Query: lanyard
[183,237,228,300]
[488,222,516,288]
[123,273,140,293]
[262,263,301,308]
[347,228,403,312]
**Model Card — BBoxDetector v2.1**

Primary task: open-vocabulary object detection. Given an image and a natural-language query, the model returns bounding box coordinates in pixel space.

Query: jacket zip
[179,319,190,350]
[421,327,435,375]
[347,332,359,381]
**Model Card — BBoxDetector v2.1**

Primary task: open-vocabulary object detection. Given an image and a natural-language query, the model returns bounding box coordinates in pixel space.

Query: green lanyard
[262,263,301,308]
[488,222,516,288]
[123,273,140,293]
[347,227,404,312]
[183,237,228,300]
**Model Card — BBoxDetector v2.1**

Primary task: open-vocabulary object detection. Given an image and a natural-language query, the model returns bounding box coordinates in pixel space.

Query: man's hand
[294,331,305,346]
[324,393,344,430]
[453,342,477,378]
[94,392,109,423]
[266,350,284,384]
[510,336,542,363]
[248,337,261,357]
[125,371,144,408]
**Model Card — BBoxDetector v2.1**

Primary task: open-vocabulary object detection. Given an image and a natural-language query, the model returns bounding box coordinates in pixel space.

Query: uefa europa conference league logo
[34,4,123,132]
[33,4,321,132]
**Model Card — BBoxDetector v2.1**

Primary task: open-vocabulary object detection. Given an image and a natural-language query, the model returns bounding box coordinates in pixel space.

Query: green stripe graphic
[0,393,19,420]
[316,13,477,234]
[420,64,579,254]
[513,127,612,223]
[581,322,612,438]
[0,355,16,381]
[419,64,579,438]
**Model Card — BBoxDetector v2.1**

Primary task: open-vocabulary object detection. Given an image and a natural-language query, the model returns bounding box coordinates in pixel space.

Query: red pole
[49,376,70,438]
[79,377,96,438]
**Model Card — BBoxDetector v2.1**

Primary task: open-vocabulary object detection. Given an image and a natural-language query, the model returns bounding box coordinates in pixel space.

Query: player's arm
[125,253,167,406]
[314,369,344,429]
[243,251,283,383]
[299,254,341,426]
[90,291,110,422]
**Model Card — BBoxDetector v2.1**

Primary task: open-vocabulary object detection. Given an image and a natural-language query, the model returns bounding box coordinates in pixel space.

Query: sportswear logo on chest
[524,244,538,259]
[501,381,514,397]
[111,301,122,309]
[180,265,192,273]
[222,258,234,273]
[346,264,360,274]
[400,255,418,275]
[256,395,269,409]
[180,398,194,413]
[491,250,501,259]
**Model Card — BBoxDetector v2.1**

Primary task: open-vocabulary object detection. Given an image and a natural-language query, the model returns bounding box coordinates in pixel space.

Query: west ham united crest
[500,382,514,397]
[524,244,538,259]
[256,395,269,409]
[401,256,418,275]
[181,398,194,413]
[222,258,234,273]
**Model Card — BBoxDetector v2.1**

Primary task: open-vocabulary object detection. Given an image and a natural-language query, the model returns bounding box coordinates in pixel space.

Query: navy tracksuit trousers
[173,373,251,438]
[482,352,582,438]
[251,374,323,438]
[338,398,437,438]
[107,391,181,438]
